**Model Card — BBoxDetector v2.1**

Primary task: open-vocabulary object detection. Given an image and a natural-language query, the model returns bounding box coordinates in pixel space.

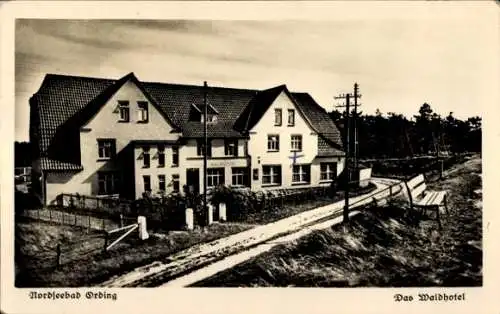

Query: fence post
[102,218,106,231]
[207,204,213,225]
[88,215,91,231]
[138,216,149,240]
[120,214,124,228]
[185,207,194,230]
[219,203,227,222]
[56,244,62,267]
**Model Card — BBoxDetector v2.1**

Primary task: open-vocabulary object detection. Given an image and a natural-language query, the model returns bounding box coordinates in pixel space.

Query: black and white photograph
[2,1,499,313]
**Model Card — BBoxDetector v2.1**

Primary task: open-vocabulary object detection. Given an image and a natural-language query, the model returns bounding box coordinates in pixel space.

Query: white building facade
[30,73,345,205]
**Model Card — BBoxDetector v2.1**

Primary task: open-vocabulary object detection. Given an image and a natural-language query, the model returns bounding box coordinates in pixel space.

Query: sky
[15,17,493,141]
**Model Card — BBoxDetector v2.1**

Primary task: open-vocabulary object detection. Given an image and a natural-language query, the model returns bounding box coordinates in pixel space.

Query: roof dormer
[189,103,219,123]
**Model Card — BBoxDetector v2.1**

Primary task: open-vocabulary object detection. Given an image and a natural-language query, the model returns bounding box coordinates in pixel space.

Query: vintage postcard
[1,1,499,314]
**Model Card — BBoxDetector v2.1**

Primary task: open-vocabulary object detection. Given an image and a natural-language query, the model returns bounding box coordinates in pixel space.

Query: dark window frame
[262,165,282,186]
[143,175,151,192]
[292,164,311,183]
[142,146,150,168]
[97,139,116,159]
[97,171,119,195]
[274,108,282,126]
[197,139,212,157]
[320,162,337,181]
[224,139,238,156]
[118,101,130,122]
[137,101,149,123]
[267,135,280,152]
[158,174,166,191]
[157,145,165,167]
[172,146,179,166]
[290,134,303,152]
[288,109,295,126]
[207,168,225,188]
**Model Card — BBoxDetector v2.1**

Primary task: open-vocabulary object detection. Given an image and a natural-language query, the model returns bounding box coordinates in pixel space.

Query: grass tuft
[195,156,482,287]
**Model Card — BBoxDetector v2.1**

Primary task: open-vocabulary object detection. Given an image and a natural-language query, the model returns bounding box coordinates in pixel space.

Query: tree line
[15,141,32,168]
[329,103,481,159]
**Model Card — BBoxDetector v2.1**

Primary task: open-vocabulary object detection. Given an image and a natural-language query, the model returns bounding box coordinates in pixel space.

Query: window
[253,168,259,180]
[320,162,337,181]
[291,135,302,151]
[197,140,212,157]
[157,145,165,167]
[172,146,179,166]
[225,140,238,156]
[262,165,281,185]
[172,174,180,192]
[137,101,149,122]
[207,168,225,188]
[98,172,119,195]
[288,109,295,126]
[158,175,166,191]
[97,139,116,159]
[142,146,150,168]
[232,167,248,186]
[275,109,282,126]
[143,175,151,192]
[202,114,217,123]
[267,135,280,152]
[292,165,311,183]
[118,101,129,122]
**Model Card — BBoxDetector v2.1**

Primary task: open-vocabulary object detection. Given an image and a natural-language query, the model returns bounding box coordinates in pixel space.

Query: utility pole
[203,81,208,226]
[335,83,362,225]
[352,83,362,170]
[335,93,351,224]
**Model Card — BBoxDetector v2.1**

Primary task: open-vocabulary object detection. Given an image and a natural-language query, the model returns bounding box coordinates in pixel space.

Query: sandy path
[100,178,401,287]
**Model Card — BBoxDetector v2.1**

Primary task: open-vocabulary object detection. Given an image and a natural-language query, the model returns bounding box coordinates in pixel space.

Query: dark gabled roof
[181,121,246,138]
[31,73,344,170]
[291,93,343,149]
[233,85,285,132]
[40,157,83,171]
[317,137,345,157]
[233,85,343,150]
[144,81,256,132]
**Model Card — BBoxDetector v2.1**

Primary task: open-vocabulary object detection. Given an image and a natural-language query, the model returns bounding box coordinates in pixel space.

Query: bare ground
[194,157,482,287]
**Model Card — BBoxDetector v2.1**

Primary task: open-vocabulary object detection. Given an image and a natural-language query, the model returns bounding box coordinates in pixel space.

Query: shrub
[209,186,255,222]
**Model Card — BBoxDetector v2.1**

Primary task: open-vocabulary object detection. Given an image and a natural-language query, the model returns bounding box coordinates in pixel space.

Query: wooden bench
[404,174,449,229]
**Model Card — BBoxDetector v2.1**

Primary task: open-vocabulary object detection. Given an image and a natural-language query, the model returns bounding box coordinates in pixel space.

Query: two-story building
[29,72,345,205]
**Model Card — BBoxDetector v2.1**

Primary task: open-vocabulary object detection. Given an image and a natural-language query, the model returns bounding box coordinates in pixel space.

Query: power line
[334,83,362,225]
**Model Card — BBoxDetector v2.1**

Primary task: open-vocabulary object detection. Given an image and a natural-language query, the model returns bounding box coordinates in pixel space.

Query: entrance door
[186,168,200,195]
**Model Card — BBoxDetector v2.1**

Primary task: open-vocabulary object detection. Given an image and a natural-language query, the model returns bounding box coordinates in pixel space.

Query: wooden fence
[55,193,134,218]
[219,185,341,222]
[20,207,120,231]
[17,232,108,271]
[17,218,142,270]
[366,155,467,181]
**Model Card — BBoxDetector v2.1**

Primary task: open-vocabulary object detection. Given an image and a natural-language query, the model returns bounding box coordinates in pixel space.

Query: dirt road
[100,178,402,287]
